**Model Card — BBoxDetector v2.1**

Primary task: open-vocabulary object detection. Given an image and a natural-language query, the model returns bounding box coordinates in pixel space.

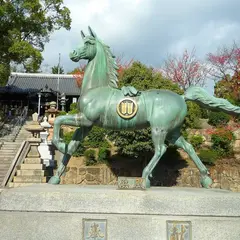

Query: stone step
[0,170,8,176]
[1,145,20,149]
[3,142,20,145]
[1,148,19,152]
[16,135,30,138]
[13,176,47,183]
[17,133,31,135]
[0,160,12,165]
[0,164,11,168]
[17,169,46,176]
[8,182,34,188]
[24,158,42,164]
[0,152,16,156]
[0,156,14,160]
[15,138,30,141]
[20,164,45,170]
[0,150,16,153]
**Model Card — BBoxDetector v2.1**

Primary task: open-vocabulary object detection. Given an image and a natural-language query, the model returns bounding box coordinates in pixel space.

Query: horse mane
[99,40,119,88]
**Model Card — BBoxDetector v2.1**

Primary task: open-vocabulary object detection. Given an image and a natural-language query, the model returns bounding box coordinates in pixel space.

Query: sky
[42,0,240,93]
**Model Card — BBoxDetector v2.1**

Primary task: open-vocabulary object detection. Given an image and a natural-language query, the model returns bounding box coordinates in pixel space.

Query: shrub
[84,126,110,148]
[183,102,202,129]
[198,149,219,165]
[208,111,230,127]
[189,135,204,150]
[98,147,110,163]
[63,131,85,157]
[200,109,209,119]
[84,149,97,166]
[68,102,79,114]
[211,128,235,157]
[57,111,67,116]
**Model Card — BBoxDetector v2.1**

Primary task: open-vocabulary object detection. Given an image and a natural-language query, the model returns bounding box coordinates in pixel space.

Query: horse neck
[81,45,109,95]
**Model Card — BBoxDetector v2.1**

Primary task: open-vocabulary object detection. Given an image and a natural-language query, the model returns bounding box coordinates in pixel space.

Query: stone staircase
[8,156,47,188]
[0,121,32,186]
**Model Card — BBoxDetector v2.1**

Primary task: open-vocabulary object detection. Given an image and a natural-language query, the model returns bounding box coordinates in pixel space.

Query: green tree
[51,65,64,74]
[0,0,71,85]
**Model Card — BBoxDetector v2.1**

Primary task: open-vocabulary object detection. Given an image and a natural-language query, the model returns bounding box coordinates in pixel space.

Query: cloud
[42,0,240,92]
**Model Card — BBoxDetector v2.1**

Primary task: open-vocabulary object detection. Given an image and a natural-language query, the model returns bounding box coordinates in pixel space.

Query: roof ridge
[11,72,75,78]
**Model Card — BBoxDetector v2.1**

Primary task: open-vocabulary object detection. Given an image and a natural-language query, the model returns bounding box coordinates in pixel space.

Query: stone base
[0,185,240,240]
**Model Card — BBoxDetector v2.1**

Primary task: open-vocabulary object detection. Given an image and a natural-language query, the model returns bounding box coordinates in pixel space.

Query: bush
[68,102,79,114]
[189,135,204,150]
[84,149,97,166]
[183,102,202,130]
[208,111,230,127]
[57,111,67,116]
[200,109,209,119]
[63,131,85,157]
[98,147,110,163]
[84,126,110,148]
[211,128,235,157]
[198,149,219,165]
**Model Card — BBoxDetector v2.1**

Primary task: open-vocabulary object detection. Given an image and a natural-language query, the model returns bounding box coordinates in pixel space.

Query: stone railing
[1,141,30,187]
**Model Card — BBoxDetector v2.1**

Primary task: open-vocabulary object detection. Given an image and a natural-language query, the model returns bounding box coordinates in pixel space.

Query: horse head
[69,26,98,62]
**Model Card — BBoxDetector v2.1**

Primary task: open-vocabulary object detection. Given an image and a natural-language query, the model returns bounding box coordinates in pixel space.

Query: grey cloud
[42,0,240,77]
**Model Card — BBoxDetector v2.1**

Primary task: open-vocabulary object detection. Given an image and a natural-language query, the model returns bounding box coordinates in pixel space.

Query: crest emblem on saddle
[117,98,138,119]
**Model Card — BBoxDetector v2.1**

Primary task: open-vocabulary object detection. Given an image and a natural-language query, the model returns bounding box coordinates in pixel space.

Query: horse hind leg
[142,127,167,188]
[168,130,213,188]
[49,126,92,184]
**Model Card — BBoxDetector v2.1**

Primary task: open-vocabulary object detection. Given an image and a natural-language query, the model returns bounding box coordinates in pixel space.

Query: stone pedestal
[0,185,240,240]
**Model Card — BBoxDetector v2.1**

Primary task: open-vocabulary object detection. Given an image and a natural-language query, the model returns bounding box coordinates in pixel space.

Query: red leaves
[207,42,240,80]
[116,56,134,77]
[205,124,240,136]
[161,48,210,90]
[72,64,86,87]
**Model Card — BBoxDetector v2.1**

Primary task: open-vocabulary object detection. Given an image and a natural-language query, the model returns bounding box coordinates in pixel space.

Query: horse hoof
[145,178,151,189]
[48,176,61,185]
[201,175,213,189]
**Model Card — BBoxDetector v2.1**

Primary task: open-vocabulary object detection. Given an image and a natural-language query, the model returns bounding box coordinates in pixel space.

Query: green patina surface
[49,26,240,189]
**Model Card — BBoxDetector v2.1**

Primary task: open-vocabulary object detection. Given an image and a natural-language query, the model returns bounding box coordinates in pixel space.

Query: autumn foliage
[207,42,240,80]
[161,48,210,90]
[70,64,86,88]
[208,43,240,104]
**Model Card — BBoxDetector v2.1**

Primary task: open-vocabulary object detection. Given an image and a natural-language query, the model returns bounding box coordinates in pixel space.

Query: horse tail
[183,86,240,115]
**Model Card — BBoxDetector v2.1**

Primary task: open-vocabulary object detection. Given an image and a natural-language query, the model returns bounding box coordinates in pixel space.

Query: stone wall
[176,166,240,192]
[60,154,240,192]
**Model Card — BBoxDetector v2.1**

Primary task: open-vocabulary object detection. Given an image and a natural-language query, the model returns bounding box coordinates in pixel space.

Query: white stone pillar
[37,93,41,116]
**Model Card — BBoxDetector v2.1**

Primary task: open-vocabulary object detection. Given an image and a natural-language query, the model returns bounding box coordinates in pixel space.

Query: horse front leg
[49,126,92,184]
[52,113,92,153]
[49,113,93,185]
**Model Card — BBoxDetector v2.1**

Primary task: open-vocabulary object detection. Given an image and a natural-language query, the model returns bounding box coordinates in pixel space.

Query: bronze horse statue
[49,27,240,188]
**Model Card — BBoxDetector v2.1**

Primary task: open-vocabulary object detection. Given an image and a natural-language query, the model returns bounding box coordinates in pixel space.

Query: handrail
[1,140,30,187]
[7,106,28,142]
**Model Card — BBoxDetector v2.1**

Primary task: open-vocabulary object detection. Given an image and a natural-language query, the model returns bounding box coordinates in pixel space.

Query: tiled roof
[5,72,81,96]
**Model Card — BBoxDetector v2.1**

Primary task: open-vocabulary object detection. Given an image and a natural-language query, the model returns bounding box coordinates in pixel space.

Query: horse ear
[88,26,97,38]
[81,30,85,39]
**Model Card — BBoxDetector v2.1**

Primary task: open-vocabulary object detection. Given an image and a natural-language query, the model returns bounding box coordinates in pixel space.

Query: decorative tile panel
[83,219,107,240]
[167,221,191,240]
[117,177,146,190]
